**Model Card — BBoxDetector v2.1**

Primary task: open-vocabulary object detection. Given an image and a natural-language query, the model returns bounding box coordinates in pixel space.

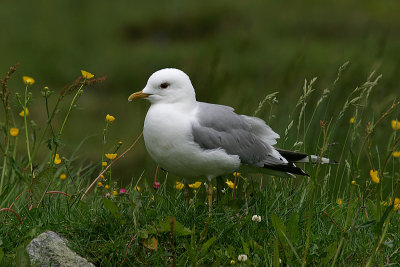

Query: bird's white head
[128,68,196,105]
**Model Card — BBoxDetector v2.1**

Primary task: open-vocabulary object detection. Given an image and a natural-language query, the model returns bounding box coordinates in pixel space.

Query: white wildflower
[252,215,261,222]
[238,254,248,262]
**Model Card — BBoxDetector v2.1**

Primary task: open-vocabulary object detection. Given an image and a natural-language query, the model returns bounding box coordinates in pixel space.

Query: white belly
[143,104,240,179]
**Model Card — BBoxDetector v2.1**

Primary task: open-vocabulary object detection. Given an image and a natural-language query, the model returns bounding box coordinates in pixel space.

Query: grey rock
[26,230,95,267]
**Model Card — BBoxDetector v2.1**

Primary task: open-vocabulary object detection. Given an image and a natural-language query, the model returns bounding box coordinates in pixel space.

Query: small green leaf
[157,216,191,236]
[320,241,337,264]
[287,213,299,244]
[102,198,122,219]
[356,220,376,229]
[200,236,217,257]
[15,244,30,267]
[31,167,57,207]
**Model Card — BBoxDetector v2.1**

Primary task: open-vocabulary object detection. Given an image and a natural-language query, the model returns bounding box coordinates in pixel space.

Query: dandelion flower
[9,128,19,137]
[112,190,118,196]
[133,186,141,192]
[102,161,107,167]
[19,108,29,117]
[225,179,237,189]
[336,198,343,205]
[98,182,103,187]
[81,70,94,79]
[175,182,184,190]
[105,185,110,189]
[188,181,201,189]
[349,117,355,124]
[392,151,400,158]
[105,114,115,123]
[392,120,400,130]
[252,215,261,222]
[60,173,67,180]
[370,170,380,184]
[54,154,62,165]
[105,153,117,160]
[120,188,127,194]
[394,198,400,211]
[23,76,35,85]
[237,254,248,262]
[351,180,356,185]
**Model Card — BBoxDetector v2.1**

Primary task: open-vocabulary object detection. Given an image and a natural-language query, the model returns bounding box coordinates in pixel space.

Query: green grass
[0,63,399,266]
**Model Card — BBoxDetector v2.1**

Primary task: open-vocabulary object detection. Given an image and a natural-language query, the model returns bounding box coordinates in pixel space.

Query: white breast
[143,103,240,179]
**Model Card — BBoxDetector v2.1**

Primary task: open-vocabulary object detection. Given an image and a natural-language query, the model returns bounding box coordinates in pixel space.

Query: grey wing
[192,103,277,166]
[192,102,309,176]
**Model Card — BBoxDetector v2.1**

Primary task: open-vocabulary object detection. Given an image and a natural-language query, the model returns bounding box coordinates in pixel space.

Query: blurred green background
[1,0,399,185]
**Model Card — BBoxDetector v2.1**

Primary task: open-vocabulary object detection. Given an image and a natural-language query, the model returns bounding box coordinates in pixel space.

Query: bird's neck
[151,99,198,113]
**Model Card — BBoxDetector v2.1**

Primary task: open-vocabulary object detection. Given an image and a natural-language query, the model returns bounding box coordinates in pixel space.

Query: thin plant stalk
[23,84,33,173]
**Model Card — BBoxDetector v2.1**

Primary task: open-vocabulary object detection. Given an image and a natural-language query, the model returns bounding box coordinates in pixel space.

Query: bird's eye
[160,82,169,89]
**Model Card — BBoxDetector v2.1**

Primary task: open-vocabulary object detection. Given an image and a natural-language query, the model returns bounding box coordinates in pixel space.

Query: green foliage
[0,57,400,266]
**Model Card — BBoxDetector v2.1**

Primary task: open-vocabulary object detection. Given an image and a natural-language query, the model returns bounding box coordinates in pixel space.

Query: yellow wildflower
[105,114,115,123]
[233,172,240,176]
[81,70,94,79]
[152,194,155,201]
[98,182,103,187]
[60,173,67,180]
[336,198,343,205]
[392,151,400,158]
[22,76,35,85]
[175,182,184,190]
[9,128,19,137]
[112,190,118,196]
[226,179,237,189]
[230,259,236,264]
[105,185,110,189]
[394,198,400,211]
[19,108,29,117]
[351,180,356,185]
[100,174,105,179]
[349,117,355,124]
[102,161,107,167]
[54,154,62,165]
[44,86,49,90]
[188,181,201,189]
[370,170,380,184]
[392,120,400,130]
[105,153,117,160]
[133,186,141,192]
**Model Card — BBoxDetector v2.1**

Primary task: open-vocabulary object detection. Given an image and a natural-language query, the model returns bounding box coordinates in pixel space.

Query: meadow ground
[0,65,399,266]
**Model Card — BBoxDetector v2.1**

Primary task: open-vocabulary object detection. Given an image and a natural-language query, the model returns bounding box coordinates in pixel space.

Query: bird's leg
[207,180,213,216]
[233,172,238,200]
[184,182,190,207]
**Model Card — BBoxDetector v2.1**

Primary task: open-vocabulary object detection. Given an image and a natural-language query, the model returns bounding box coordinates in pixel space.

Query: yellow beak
[128,91,151,101]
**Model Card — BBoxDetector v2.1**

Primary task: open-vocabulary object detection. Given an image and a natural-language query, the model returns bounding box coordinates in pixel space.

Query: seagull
[129,68,332,210]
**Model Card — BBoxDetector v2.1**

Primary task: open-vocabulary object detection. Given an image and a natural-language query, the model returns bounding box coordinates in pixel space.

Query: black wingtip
[263,163,309,177]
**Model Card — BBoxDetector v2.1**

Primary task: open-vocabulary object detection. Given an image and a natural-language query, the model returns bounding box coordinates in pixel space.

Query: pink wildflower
[153,181,161,190]
[105,193,110,197]
[119,189,127,194]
